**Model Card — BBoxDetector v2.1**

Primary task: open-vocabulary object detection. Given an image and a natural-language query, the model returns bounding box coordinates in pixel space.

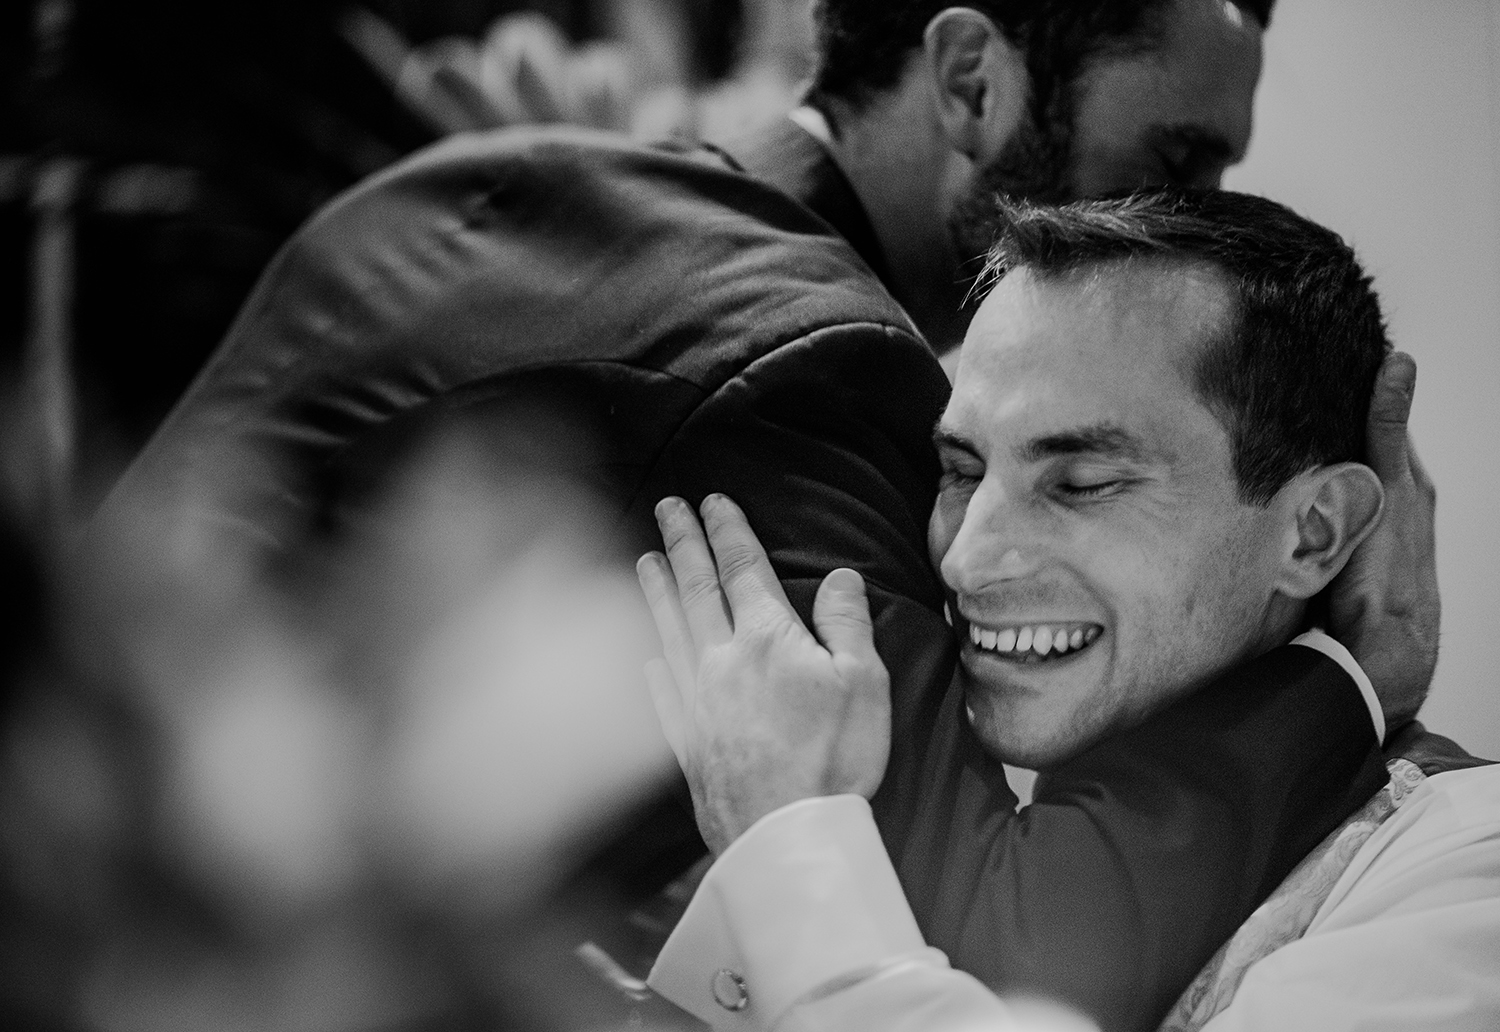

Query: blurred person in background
[87,1,1444,1029]
[3,0,747,506]
[376,0,815,142]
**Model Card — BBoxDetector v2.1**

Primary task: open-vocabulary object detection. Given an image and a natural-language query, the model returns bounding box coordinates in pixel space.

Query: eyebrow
[934,421,1156,465]
[1020,424,1153,465]
[933,424,981,456]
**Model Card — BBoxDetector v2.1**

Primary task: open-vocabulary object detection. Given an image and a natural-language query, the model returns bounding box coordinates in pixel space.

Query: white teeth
[1034,627,1053,656]
[966,621,1101,659]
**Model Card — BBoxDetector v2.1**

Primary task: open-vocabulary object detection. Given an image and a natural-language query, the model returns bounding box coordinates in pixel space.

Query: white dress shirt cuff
[647,794,929,1030]
[1291,628,1384,745]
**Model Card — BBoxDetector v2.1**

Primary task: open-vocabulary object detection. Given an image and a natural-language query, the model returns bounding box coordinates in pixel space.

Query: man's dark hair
[809,1,1275,118]
[982,189,1391,505]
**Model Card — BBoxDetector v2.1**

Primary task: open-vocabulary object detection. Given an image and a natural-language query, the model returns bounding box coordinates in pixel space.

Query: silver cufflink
[711,968,749,1012]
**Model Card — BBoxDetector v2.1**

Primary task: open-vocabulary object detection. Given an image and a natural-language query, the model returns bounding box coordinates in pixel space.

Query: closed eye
[941,468,983,490]
[1056,477,1127,501]
[934,430,985,488]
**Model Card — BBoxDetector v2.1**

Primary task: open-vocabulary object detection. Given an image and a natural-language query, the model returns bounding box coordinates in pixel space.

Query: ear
[922,8,1030,165]
[1274,463,1385,600]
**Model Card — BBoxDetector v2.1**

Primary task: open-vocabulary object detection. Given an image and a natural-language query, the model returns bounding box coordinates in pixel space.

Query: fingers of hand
[1406,436,1438,511]
[1376,433,1436,557]
[700,494,797,623]
[1372,351,1417,424]
[636,551,698,703]
[1367,352,1416,481]
[656,497,733,649]
[812,568,881,666]
[644,657,688,770]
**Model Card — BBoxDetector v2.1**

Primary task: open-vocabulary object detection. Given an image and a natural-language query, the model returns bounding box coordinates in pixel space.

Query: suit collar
[721,115,892,288]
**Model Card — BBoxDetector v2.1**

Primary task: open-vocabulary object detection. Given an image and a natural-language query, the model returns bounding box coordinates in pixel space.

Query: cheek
[1057,520,1157,605]
[1062,514,1219,647]
[1121,511,1277,652]
[1067,78,1161,193]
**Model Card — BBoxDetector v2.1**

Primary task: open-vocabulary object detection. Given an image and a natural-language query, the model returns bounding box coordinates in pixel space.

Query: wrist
[698,764,856,854]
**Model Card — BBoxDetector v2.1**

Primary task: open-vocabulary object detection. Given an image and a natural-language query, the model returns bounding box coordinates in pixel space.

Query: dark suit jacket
[99,121,1387,1032]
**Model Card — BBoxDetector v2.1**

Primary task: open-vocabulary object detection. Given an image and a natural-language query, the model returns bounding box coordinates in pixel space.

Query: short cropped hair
[809,1,1276,114]
[982,190,1391,505]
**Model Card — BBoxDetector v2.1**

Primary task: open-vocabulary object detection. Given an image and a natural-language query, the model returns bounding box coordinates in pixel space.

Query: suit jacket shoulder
[100,126,929,556]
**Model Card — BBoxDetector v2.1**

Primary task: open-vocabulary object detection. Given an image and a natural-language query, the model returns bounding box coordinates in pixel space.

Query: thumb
[813,568,879,663]
[1367,352,1416,482]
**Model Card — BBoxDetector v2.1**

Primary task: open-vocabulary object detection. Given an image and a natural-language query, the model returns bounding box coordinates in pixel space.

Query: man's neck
[813,98,974,353]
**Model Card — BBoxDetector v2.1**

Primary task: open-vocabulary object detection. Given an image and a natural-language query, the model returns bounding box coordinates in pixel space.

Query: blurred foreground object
[3,410,688,1030]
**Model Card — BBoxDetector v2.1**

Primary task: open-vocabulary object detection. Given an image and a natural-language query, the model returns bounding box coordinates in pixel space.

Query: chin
[963,681,1109,770]
[974,729,1084,770]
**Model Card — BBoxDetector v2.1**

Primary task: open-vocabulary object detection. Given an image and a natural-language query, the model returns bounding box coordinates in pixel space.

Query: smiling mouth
[966,621,1103,663]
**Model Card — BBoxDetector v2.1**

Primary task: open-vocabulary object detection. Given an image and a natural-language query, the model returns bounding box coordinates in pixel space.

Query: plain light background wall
[1224,0,1500,758]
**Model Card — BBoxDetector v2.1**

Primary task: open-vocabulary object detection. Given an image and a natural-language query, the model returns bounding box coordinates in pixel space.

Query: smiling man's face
[930,258,1293,768]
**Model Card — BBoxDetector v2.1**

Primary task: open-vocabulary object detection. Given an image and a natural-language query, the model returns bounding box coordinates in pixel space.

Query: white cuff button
[712,969,749,1012]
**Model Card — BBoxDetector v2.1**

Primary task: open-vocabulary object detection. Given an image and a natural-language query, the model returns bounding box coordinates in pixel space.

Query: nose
[936,476,1046,596]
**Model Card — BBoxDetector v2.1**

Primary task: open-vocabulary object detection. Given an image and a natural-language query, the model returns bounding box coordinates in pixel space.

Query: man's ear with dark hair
[922,8,1030,168]
[1273,462,1385,601]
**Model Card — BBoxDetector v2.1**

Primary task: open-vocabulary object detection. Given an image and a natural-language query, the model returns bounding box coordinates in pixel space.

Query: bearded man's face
[948,0,1264,262]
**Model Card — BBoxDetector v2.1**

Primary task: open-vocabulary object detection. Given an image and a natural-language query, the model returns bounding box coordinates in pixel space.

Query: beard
[947,95,1075,272]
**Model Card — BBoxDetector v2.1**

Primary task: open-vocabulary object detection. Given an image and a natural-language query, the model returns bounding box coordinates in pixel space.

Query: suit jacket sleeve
[630,323,1389,1032]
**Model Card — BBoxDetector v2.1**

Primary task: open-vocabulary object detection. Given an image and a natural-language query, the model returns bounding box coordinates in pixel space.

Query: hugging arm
[639,493,1025,1031]
[1328,351,1440,731]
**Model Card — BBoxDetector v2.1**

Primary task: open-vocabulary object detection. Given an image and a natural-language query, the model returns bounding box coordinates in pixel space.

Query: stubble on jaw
[946,87,1076,281]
